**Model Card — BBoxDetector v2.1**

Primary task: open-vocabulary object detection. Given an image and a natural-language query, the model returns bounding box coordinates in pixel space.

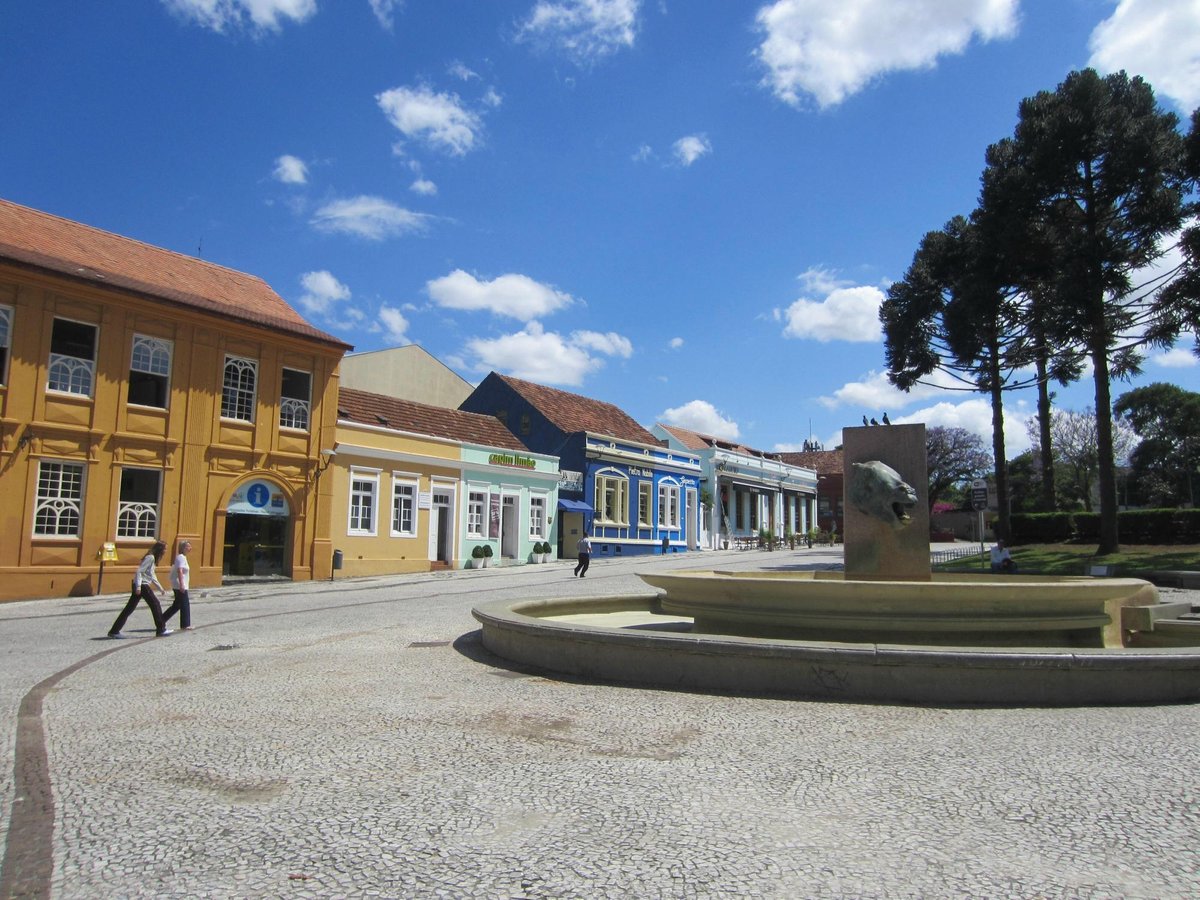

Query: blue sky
[4,0,1198,457]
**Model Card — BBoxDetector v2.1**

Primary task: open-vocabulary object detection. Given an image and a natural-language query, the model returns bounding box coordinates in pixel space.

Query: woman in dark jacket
[108,541,172,638]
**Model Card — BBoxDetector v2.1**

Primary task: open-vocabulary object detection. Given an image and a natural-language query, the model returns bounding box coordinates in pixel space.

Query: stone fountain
[473,424,1200,705]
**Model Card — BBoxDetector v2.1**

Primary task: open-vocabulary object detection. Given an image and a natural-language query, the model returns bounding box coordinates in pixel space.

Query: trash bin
[331,549,343,581]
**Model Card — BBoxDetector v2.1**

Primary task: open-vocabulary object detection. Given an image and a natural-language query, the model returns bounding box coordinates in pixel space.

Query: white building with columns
[653,424,818,550]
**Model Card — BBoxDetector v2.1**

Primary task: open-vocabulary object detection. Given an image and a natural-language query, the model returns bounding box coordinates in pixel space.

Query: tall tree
[881,215,1028,539]
[925,426,992,512]
[1024,408,1138,511]
[1114,383,1200,507]
[984,69,1188,553]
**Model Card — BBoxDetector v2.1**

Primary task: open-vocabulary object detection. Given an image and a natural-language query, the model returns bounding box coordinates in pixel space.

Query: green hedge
[1009,509,1200,544]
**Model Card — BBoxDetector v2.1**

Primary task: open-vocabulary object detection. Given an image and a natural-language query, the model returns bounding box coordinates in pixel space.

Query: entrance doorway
[500,495,518,559]
[223,478,291,579]
[429,488,454,564]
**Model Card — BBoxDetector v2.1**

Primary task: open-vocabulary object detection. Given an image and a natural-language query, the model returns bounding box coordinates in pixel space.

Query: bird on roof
[882,412,891,425]
[870,417,879,426]
[862,415,869,426]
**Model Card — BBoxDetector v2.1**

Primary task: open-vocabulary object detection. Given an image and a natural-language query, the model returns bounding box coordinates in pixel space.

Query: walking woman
[108,541,172,638]
[162,540,193,630]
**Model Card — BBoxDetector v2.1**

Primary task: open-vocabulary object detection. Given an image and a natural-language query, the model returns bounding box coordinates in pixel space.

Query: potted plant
[470,545,485,569]
[482,543,494,568]
[537,541,550,563]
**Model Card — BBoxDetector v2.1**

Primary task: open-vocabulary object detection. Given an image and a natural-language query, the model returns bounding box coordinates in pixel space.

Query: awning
[557,499,594,513]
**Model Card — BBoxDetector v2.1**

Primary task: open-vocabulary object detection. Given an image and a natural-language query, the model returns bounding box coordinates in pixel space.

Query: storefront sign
[228,479,290,517]
[558,470,583,490]
[488,452,536,470]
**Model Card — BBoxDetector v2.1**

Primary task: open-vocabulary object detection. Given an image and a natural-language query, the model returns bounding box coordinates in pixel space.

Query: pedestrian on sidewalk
[162,540,193,630]
[108,541,172,638]
[574,534,592,578]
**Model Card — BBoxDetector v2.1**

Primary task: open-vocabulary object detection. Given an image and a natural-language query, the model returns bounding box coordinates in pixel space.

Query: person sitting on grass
[990,539,1017,574]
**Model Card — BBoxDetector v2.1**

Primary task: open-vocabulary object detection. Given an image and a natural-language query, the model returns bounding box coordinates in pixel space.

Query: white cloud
[272,154,308,185]
[660,400,740,440]
[672,134,712,166]
[378,306,411,343]
[818,368,963,411]
[462,321,631,386]
[669,337,684,349]
[1089,0,1200,113]
[482,87,504,108]
[409,178,437,196]
[369,0,403,30]
[161,0,316,32]
[1152,341,1198,368]
[632,144,654,163]
[754,0,1019,108]
[777,268,885,342]
[298,270,351,315]
[376,85,483,156]
[896,397,1032,455]
[310,195,431,240]
[570,330,633,357]
[426,269,576,321]
[448,62,478,81]
[517,0,640,63]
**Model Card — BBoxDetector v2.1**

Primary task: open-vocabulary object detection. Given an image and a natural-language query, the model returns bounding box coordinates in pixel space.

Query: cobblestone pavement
[1,548,1199,899]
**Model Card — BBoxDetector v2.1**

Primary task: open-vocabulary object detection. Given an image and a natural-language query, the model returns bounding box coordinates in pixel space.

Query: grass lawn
[935,544,1200,577]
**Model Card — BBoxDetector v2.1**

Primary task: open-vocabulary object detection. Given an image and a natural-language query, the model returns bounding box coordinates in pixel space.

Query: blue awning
[557,499,593,513]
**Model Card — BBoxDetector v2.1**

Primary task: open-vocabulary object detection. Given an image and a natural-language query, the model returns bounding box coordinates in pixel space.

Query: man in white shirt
[990,539,1017,574]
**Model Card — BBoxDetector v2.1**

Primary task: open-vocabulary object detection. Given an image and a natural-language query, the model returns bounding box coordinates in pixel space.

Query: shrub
[482,544,493,557]
[1008,513,1074,544]
[471,545,485,559]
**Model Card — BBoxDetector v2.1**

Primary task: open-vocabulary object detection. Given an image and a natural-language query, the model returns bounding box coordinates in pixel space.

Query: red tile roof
[656,423,778,458]
[0,198,349,349]
[338,388,530,451]
[776,449,844,475]
[494,374,661,445]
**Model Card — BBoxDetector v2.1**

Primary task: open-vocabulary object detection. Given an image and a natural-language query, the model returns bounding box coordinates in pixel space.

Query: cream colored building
[338,345,472,409]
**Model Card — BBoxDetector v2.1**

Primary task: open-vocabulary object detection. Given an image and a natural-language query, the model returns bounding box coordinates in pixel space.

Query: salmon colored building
[0,199,350,601]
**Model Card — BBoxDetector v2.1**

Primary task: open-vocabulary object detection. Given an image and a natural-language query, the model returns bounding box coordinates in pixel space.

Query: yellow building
[330,389,559,575]
[0,199,350,601]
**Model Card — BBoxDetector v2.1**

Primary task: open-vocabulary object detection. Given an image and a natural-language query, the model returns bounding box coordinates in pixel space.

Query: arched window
[594,468,629,525]
[221,356,257,421]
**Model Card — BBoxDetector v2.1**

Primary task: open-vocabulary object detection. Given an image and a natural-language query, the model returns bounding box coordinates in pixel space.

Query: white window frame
[116,467,162,539]
[637,481,653,527]
[595,469,629,525]
[279,367,312,431]
[47,317,97,397]
[0,304,12,386]
[34,461,85,537]
[658,480,681,530]
[467,488,488,538]
[528,493,547,540]
[128,334,173,409]
[221,355,258,422]
[348,469,379,536]
[391,475,418,537]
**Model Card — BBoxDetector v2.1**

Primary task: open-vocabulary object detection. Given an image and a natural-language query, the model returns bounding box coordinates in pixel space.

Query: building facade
[330,388,559,575]
[777,448,845,536]
[0,199,349,601]
[654,424,818,548]
[460,373,702,558]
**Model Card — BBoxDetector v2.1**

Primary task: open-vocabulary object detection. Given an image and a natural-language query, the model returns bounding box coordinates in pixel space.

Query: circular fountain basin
[639,570,1160,648]
[471,584,1200,706]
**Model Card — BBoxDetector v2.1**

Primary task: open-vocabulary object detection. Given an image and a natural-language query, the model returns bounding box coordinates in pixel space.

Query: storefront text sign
[488,452,536,470]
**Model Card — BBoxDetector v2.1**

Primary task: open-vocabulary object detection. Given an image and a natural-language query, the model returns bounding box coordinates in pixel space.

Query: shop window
[280,368,311,431]
[128,334,172,408]
[638,482,652,526]
[48,317,97,397]
[595,471,628,525]
[467,490,487,537]
[391,479,417,537]
[0,304,11,386]
[658,482,681,529]
[116,468,161,538]
[349,472,378,535]
[34,461,84,537]
[529,494,546,539]
[221,356,257,422]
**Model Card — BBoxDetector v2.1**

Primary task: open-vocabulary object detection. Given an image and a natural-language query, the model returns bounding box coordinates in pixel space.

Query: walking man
[574,534,592,578]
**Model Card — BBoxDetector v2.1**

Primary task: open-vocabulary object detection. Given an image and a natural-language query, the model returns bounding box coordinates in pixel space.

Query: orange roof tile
[338,388,531,451]
[656,422,778,457]
[0,198,349,349]
[776,449,844,475]
[494,374,661,445]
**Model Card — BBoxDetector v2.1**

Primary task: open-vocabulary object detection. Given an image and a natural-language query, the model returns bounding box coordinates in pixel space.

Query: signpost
[971,479,989,569]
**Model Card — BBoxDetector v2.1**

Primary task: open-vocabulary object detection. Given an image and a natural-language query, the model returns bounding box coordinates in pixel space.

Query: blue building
[460,373,703,559]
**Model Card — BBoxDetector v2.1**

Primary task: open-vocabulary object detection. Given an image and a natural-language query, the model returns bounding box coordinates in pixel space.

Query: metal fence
[930,546,987,566]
